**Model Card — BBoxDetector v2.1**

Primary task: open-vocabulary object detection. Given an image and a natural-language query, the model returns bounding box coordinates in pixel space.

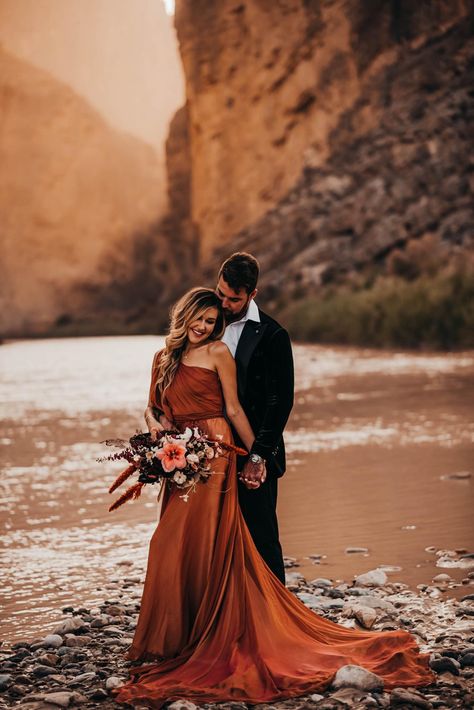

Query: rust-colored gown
[113,359,434,707]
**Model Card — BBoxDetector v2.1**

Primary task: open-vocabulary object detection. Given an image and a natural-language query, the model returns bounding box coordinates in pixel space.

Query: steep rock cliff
[0,46,164,336]
[173,0,473,298]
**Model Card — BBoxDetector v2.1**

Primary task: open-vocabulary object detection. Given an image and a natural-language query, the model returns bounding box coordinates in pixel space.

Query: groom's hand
[240,458,266,488]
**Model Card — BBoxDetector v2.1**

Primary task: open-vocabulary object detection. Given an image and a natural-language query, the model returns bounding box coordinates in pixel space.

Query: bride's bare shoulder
[208,341,232,360]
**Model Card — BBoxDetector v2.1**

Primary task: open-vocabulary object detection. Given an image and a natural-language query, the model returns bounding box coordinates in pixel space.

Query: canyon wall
[0,47,163,336]
[172,0,473,300]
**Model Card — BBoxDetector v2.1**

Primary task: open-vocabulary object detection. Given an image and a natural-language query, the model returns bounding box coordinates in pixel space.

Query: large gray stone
[331,664,384,691]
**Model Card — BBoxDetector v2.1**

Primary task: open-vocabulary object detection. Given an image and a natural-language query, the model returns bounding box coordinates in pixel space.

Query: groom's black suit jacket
[233,309,294,477]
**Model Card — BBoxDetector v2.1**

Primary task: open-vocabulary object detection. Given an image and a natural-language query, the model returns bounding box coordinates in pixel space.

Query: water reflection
[0,337,473,640]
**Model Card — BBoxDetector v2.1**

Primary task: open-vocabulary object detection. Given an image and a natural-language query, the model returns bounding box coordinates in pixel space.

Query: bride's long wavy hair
[157,288,225,398]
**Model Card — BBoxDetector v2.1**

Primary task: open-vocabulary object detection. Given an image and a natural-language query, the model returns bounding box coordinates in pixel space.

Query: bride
[113,287,433,708]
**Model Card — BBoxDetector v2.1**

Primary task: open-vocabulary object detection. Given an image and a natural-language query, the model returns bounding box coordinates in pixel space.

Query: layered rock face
[173,0,473,298]
[0,47,164,336]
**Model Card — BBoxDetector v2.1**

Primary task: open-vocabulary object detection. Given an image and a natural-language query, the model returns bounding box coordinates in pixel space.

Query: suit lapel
[235,319,267,396]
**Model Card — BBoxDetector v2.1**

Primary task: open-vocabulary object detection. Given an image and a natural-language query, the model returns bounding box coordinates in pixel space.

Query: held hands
[239,457,267,489]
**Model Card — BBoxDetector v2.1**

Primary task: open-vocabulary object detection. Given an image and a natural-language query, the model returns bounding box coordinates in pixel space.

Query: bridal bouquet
[99,428,246,510]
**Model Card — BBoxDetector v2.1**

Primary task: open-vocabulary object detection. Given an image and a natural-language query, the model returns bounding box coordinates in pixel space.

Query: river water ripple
[1,336,473,641]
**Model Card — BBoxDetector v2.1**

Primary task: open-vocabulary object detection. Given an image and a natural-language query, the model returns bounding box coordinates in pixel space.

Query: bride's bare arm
[212,342,255,453]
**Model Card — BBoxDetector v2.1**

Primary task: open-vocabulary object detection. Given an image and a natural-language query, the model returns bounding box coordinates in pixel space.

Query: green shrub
[282,269,474,350]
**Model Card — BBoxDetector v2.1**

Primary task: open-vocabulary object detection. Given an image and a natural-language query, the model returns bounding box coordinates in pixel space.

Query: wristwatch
[250,453,264,464]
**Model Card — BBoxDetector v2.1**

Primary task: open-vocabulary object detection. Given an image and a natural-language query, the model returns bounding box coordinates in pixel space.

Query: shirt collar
[228,298,260,326]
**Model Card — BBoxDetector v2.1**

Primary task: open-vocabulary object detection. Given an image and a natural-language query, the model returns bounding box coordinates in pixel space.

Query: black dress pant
[237,474,285,585]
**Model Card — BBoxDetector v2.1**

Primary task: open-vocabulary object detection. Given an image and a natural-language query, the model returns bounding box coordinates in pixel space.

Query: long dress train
[113,361,434,707]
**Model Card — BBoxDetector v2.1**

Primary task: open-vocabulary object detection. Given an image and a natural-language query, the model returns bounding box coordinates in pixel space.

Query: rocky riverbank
[1,555,474,710]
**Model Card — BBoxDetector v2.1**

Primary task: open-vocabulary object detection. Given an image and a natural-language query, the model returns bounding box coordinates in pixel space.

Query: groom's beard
[223,299,251,324]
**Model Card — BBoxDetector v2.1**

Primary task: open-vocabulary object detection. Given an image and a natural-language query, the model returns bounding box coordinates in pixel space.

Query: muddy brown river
[1,336,473,642]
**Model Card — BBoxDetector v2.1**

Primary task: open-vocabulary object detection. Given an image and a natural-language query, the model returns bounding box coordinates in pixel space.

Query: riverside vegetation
[282,238,474,350]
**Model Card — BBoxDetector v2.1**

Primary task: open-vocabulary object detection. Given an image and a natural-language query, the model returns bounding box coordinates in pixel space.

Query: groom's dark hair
[218,252,259,294]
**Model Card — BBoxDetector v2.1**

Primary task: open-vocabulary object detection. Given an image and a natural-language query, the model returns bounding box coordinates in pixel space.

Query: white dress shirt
[221,299,260,358]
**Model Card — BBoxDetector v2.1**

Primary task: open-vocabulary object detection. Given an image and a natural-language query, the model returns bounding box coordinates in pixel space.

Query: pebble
[105,675,125,690]
[432,573,452,583]
[39,634,63,649]
[331,664,384,691]
[36,653,58,667]
[345,546,369,554]
[354,569,388,587]
[443,470,471,480]
[310,578,333,587]
[460,652,474,667]
[390,687,433,708]
[40,691,76,708]
[70,671,96,683]
[32,665,58,678]
[52,618,87,636]
[0,673,11,690]
[430,656,460,675]
[89,688,108,701]
[353,605,377,629]
[90,615,111,628]
[167,701,199,710]
[64,635,92,647]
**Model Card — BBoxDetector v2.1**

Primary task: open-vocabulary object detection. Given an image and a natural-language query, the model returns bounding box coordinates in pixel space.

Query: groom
[216,252,294,584]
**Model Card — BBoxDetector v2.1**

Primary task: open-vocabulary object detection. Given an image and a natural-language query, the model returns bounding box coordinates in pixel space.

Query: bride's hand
[149,425,163,442]
[159,414,175,431]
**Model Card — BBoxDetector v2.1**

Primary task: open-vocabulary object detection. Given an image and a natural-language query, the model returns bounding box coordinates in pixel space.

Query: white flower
[145,451,154,461]
[133,454,142,463]
[186,453,199,464]
[182,427,193,442]
[204,446,215,459]
[193,427,201,438]
[173,471,187,485]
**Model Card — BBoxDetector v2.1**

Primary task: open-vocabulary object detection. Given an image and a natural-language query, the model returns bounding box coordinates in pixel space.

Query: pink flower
[157,442,187,472]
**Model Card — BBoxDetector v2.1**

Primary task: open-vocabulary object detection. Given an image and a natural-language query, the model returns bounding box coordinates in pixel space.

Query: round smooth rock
[72,671,96,683]
[41,634,63,648]
[64,635,92,647]
[105,676,125,690]
[167,701,199,710]
[460,652,474,667]
[310,578,333,587]
[52,618,87,636]
[354,569,388,587]
[0,674,11,690]
[429,656,460,675]
[32,664,57,678]
[331,664,384,691]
